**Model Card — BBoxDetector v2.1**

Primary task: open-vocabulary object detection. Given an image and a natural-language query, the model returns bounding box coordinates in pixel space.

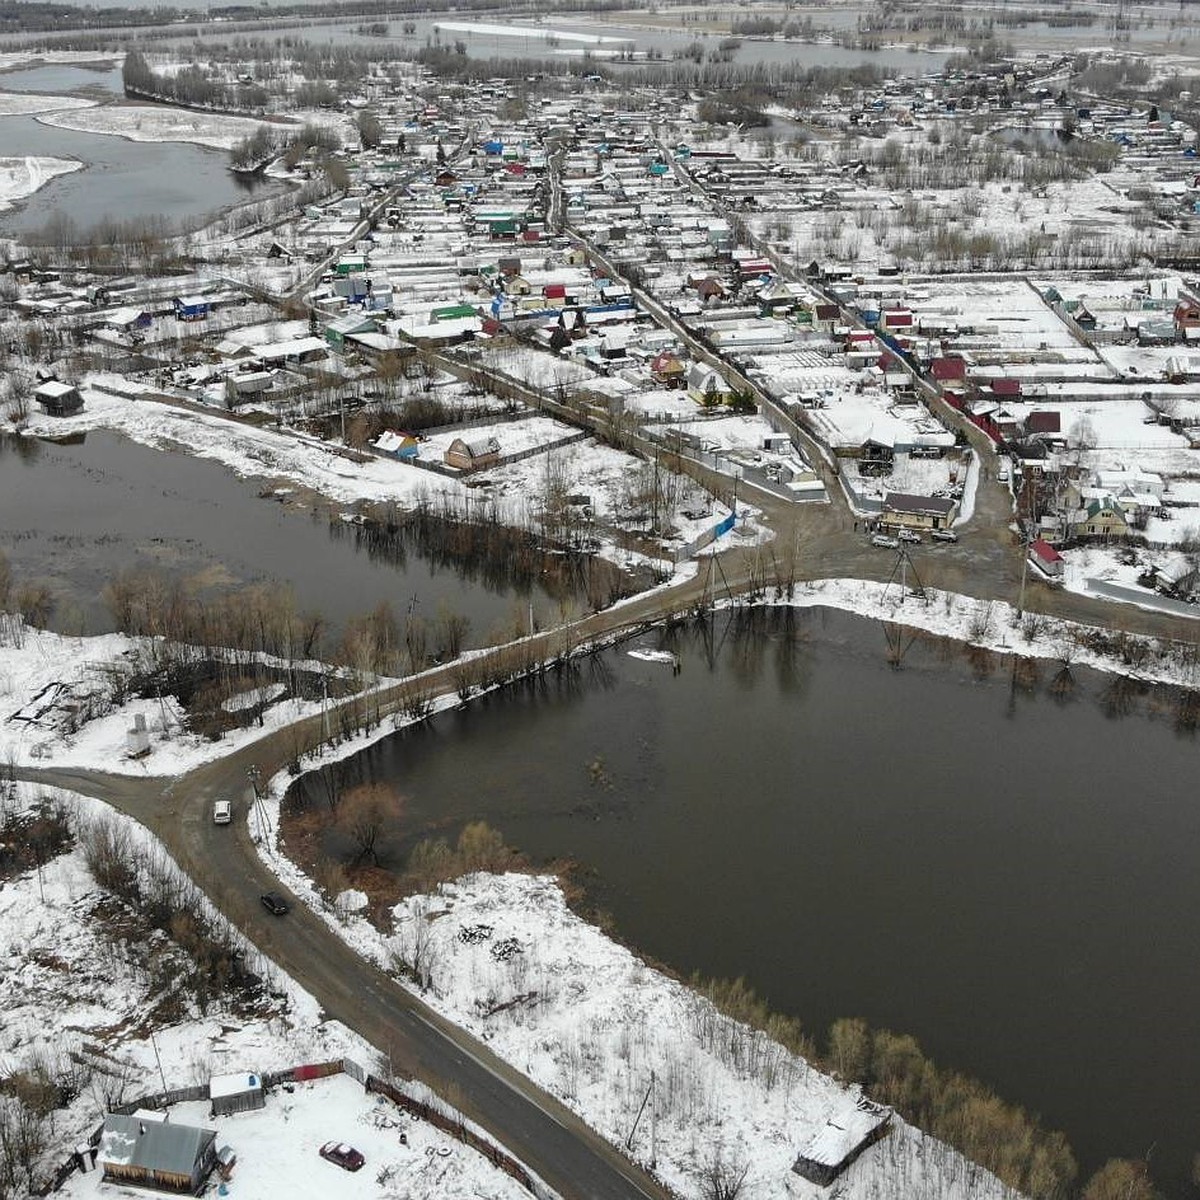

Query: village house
[374,430,421,460]
[173,296,210,323]
[33,380,83,416]
[650,350,687,388]
[881,491,958,532]
[1153,554,1199,597]
[1070,496,1130,540]
[1029,537,1065,577]
[686,363,733,406]
[445,435,501,471]
[105,307,152,336]
[97,1113,218,1194]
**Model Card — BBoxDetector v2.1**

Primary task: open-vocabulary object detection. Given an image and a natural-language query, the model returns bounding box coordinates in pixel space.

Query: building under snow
[792,1095,892,1186]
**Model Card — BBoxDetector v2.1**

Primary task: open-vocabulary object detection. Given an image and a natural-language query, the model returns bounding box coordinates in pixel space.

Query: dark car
[261,891,289,916]
[319,1142,365,1172]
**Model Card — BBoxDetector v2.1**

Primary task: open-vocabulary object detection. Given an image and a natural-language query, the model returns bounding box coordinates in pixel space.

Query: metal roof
[99,1113,215,1177]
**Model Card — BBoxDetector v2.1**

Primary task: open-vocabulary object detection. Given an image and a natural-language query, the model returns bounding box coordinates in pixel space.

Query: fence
[44,1057,537,1196]
[365,1073,536,1193]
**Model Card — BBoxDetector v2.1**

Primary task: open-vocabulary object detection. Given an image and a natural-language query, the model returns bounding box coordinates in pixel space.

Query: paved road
[20,747,677,1200]
[14,145,1200,1200]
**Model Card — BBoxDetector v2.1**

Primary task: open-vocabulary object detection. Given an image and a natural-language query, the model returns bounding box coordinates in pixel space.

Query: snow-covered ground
[0,90,94,117]
[0,624,361,774]
[1,782,542,1200]
[0,154,82,209]
[57,1074,533,1200]
[36,105,279,151]
[5,564,1198,1199]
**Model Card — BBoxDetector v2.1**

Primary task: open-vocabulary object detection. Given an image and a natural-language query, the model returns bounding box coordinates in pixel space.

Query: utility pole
[149,1030,168,1094]
[1017,522,1031,619]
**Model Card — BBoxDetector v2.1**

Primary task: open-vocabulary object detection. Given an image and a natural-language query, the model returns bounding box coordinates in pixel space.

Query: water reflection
[291,605,1200,1192]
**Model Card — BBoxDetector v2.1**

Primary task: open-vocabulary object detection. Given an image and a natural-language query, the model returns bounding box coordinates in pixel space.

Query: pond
[307,605,1200,1195]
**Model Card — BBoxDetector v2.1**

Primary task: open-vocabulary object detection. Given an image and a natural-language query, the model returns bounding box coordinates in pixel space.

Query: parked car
[870,534,900,549]
[212,799,232,825]
[261,891,289,916]
[897,529,921,544]
[930,528,959,543]
[319,1143,365,1172]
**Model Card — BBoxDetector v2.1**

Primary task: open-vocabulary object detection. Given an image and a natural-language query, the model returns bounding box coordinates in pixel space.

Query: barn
[98,1113,217,1194]
[209,1071,265,1117]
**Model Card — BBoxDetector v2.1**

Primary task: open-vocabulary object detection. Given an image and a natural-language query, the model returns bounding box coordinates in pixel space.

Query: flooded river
[0,431,570,642]
[0,65,280,234]
[309,605,1200,1194]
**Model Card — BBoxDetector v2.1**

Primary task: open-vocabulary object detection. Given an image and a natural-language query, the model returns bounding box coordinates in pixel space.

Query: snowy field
[8,386,714,574]
[16,381,470,511]
[0,91,94,117]
[433,19,633,45]
[37,105,280,150]
[0,154,82,209]
[0,51,121,71]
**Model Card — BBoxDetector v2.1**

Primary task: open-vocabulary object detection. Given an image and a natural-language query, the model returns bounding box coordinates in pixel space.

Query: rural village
[3,6,1200,1200]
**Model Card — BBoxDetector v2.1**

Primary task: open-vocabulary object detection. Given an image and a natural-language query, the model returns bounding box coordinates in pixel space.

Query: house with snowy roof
[98,1113,217,1194]
[882,491,958,532]
[33,379,83,417]
[1069,496,1130,540]
[1029,538,1064,577]
[686,364,734,406]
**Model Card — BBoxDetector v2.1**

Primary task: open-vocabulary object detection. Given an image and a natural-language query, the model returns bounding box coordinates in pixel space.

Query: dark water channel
[0,431,567,642]
[309,605,1200,1194]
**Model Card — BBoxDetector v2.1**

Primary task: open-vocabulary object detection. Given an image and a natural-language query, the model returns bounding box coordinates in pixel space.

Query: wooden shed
[98,1113,217,1194]
[445,436,500,471]
[209,1071,266,1117]
[792,1097,892,1186]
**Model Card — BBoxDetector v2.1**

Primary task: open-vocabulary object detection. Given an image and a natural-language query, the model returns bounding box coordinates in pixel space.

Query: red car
[319,1142,365,1172]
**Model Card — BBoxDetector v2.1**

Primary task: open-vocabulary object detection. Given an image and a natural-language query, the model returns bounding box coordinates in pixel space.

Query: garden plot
[59,1075,534,1200]
[906,278,1084,355]
[420,414,579,471]
[1005,398,1190,456]
[749,351,860,401]
[621,387,704,421]
[480,437,728,547]
[803,389,951,455]
[481,343,601,393]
